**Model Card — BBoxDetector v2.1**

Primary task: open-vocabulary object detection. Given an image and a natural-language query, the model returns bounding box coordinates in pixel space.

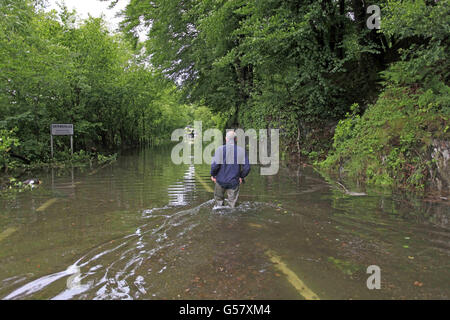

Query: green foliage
[0,1,194,169]
[321,0,449,190]
[328,257,363,276]
[0,129,20,169]
[2,0,448,192]
[116,0,393,154]
[97,153,118,165]
[191,105,227,130]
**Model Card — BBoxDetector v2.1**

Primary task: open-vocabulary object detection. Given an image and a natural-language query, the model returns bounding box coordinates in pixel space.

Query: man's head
[225,130,236,143]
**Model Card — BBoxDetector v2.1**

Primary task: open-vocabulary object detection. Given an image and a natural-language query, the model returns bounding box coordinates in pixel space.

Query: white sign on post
[50,124,74,158]
[51,124,73,136]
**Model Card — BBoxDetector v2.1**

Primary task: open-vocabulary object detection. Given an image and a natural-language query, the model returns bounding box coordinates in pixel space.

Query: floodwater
[0,146,448,300]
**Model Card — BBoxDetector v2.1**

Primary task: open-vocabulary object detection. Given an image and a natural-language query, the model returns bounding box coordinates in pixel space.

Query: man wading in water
[210,131,251,208]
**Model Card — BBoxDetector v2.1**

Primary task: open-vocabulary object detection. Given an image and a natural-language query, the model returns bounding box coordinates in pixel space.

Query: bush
[0,129,20,170]
[320,85,449,190]
[320,0,450,191]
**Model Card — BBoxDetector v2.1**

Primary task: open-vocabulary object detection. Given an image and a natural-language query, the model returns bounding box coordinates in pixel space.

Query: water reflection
[50,166,76,199]
[0,148,448,300]
[168,165,197,206]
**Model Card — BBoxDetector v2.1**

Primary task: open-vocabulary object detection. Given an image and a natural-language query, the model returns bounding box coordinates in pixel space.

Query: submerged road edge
[266,250,320,300]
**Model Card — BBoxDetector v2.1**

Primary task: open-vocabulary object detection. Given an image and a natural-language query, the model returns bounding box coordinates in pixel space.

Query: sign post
[50,124,74,158]
[51,134,54,158]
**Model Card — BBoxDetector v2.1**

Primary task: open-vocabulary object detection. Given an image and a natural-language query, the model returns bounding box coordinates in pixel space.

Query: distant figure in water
[210,130,250,208]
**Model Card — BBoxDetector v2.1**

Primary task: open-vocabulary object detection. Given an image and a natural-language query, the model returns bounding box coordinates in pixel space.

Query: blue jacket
[210,142,251,189]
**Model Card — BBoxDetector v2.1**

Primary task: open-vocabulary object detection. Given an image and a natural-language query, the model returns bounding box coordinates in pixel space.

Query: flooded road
[0,146,449,299]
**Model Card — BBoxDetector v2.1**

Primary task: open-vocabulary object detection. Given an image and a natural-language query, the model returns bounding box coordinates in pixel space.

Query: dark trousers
[214,183,240,208]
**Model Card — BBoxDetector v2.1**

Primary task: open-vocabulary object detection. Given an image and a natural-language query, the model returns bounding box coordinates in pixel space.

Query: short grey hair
[226,130,236,141]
